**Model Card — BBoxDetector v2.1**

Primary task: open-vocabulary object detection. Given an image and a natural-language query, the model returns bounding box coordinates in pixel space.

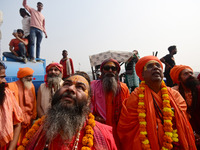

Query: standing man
[60,50,74,80]
[91,58,130,149]
[19,72,117,150]
[0,61,23,149]
[23,0,47,62]
[8,67,37,146]
[125,50,140,92]
[160,45,177,87]
[170,65,200,148]
[117,56,196,150]
[3,29,28,63]
[19,8,31,57]
[37,62,64,118]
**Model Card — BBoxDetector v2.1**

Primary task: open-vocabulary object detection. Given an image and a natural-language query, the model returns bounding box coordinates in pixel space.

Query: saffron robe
[91,80,130,149]
[25,121,117,150]
[8,80,37,145]
[0,88,23,147]
[117,86,196,150]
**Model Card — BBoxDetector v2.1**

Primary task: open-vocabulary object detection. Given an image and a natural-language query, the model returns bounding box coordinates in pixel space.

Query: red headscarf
[17,67,34,78]
[100,58,121,73]
[135,55,163,81]
[170,65,193,84]
[44,63,63,85]
[46,62,63,74]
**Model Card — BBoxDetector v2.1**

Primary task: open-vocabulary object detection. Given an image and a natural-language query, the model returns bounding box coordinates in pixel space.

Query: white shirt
[22,15,30,37]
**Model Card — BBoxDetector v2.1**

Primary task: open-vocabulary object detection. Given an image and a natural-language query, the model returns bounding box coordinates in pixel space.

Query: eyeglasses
[103,65,117,71]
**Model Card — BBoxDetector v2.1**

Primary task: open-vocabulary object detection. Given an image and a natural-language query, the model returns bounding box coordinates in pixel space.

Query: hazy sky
[1,0,200,72]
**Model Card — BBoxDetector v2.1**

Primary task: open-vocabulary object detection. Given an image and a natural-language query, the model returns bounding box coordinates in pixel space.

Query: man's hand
[12,32,18,38]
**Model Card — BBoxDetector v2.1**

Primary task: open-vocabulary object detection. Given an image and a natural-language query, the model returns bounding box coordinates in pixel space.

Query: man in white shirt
[19,8,31,58]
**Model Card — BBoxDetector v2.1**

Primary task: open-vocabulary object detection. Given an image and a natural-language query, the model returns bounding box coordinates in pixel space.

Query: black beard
[0,82,6,105]
[44,91,90,142]
[184,76,200,90]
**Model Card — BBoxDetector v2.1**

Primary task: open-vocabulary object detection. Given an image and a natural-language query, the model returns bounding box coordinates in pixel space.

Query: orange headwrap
[170,65,193,84]
[135,55,163,81]
[17,67,34,78]
[46,62,63,74]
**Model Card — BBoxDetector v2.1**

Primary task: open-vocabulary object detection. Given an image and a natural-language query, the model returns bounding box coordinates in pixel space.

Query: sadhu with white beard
[8,67,37,146]
[37,62,64,118]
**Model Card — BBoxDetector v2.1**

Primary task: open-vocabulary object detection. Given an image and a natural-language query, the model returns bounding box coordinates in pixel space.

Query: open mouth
[152,71,161,76]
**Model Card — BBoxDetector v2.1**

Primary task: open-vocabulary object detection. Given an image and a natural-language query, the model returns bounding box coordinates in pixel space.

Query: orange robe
[0,88,23,148]
[8,80,37,145]
[117,85,196,150]
[91,80,130,149]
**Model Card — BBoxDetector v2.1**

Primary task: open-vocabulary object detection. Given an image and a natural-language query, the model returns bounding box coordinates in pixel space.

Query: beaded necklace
[137,81,179,150]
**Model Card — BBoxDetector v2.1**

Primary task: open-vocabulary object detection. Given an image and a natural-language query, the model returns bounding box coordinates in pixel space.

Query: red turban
[135,55,163,81]
[170,65,193,84]
[100,58,121,73]
[17,67,34,78]
[46,62,63,74]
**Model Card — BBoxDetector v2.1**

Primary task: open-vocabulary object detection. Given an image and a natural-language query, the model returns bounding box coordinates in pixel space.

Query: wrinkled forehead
[104,61,116,67]
[181,68,193,75]
[67,75,89,88]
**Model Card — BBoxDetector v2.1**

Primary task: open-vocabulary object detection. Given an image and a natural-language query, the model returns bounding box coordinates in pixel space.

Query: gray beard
[47,75,62,90]
[43,101,90,142]
[102,75,118,95]
[21,78,32,89]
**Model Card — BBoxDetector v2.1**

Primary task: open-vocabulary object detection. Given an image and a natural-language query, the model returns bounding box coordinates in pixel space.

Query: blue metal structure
[2,57,46,92]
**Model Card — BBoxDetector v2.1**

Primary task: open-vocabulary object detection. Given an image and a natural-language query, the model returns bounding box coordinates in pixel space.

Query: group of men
[3,0,47,63]
[0,54,200,149]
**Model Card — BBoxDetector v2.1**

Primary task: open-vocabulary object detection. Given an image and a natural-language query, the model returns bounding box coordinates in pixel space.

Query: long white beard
[22,79,32,89]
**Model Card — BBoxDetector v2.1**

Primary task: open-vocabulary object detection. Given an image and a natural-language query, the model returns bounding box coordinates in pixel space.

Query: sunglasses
[103,65,117,71]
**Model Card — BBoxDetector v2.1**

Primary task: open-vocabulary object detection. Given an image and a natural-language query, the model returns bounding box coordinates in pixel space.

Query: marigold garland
[137,81,179,150]
[81,113,95,150]
[17,116,45,150]
[17,114,95,150]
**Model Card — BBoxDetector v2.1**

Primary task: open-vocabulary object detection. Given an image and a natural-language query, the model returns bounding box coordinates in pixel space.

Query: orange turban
[170,65,193,84]
[135,55,163,81]
[17,67,34,78]
[46,62,63,74]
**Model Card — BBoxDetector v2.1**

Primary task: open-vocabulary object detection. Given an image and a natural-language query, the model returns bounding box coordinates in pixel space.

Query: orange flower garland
[17,116,45,150]
[17,114,95,150]
[81,113,95,150]
[137,81,179,150]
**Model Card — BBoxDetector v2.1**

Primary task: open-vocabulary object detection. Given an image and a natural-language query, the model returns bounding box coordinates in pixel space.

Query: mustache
[62,92,77,101]
[105,72,115,77]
